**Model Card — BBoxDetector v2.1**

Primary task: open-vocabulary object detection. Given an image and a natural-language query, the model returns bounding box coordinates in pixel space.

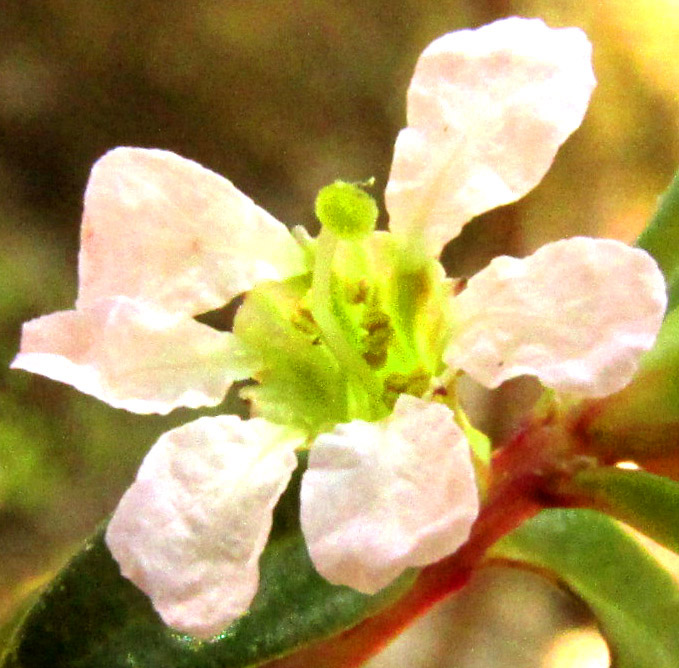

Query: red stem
[267,462,546,668]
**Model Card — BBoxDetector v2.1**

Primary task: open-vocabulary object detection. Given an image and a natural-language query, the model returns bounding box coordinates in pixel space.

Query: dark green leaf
[571,467,679,554]
[1,466,416,668]
[637,169,679,309]
[492,509,679,668]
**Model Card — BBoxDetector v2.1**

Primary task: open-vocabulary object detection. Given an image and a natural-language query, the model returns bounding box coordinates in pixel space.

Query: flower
[12,17,666,639]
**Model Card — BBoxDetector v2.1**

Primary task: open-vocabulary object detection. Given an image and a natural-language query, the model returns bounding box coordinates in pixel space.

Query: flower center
[232,183,456,435]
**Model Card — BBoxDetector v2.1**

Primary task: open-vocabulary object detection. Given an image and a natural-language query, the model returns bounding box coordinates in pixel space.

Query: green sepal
[1,461,416,668]
[569,467,679,554]
[637,169,679,310]
[491,509,679,668]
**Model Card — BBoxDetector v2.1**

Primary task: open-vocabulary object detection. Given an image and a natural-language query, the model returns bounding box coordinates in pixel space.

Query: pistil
[310,227,385,419]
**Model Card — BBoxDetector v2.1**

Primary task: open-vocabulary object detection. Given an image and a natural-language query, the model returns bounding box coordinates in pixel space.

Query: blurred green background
[2,0,679,665]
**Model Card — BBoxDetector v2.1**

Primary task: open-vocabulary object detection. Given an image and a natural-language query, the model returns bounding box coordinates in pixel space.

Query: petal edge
[105,415,304,638]
[77,148,307,314]
[447,238,667,396]
[386,17,596,256]
[11,297,255,414]
[301,395,479,594]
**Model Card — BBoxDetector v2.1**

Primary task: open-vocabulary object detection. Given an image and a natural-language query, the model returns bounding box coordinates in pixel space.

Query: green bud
[315,181,378,240]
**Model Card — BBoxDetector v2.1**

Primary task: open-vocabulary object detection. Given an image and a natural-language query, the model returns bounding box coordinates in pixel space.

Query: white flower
[11,17,666,639]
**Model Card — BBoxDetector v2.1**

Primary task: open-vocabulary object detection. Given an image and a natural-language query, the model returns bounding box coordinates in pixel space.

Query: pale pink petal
[11,297,256,414]
[106,416,303,638]
[446,238,667,397]
[77,147,307,314]
[300,395,478,594]
[386,17,596,256]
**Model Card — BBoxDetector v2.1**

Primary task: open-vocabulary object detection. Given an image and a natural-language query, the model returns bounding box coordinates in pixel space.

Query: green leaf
[570,468,679,555]
[637,169,679,309]
[1,466,416,668]
[491,509,679,668]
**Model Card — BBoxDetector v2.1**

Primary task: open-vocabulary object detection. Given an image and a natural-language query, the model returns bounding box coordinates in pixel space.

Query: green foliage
[1,468,416,668]
[571,467,679,554]
[492,509,679,668]
[637,169,679,310]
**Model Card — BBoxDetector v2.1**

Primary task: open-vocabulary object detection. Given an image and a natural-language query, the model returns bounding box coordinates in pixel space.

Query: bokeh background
[2,0,679,665]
